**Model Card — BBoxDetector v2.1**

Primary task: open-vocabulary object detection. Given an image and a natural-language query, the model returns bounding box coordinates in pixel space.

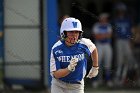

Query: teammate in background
[112,2,137,85]
[92,13,113,88]
[50,17,99,93]
[0,31,3,63]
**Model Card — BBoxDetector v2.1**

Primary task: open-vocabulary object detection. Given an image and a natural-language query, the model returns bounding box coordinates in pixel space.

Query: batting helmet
[99,13,109,19]
[60,17,83,39]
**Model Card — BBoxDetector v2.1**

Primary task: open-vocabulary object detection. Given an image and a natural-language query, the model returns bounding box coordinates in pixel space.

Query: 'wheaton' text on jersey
[57,53,85,62]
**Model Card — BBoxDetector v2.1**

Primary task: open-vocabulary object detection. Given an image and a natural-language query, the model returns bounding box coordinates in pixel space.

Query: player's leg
[114,39,124,86]
[122,41,138,85]
[125,40,137,68]
[115,40,124,79]
[66,83,84,93]
[51,78,66,93]
[67,89,84,93]
[104,44,113,87]
[51,84,65,93]
[51,84,66,93]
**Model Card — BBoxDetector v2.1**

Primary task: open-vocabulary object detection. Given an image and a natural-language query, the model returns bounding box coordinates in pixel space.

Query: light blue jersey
[92,23,112,43]
[50,38,96,83]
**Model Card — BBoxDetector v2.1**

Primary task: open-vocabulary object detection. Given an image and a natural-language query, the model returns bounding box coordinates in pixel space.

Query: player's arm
[94,32,112,40]
[52,68,71,78]
[105,27,113,39]
[50,49,70,78]
[52,58,78,78]
[91,47,98,67]
[87,47,99,78]
[94,34,105,40]
[0,32,3,37]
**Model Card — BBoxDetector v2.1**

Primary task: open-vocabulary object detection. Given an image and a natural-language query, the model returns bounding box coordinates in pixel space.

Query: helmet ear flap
[78,32,83,39]
[63,31,67,38]
[61,31,67,39]
[61,31,83,40]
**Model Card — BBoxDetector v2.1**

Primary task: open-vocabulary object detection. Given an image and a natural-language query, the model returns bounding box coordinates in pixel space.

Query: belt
[61,80,81,84]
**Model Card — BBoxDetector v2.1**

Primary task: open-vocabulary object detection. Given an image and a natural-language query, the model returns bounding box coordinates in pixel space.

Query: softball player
[50,17,99,93]
[0,31,3,62]
[92,13,113,87]
[113,3,137,85]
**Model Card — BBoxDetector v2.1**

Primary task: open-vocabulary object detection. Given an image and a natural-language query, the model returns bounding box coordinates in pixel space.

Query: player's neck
[65,40,74,47]
[64,37,77,47]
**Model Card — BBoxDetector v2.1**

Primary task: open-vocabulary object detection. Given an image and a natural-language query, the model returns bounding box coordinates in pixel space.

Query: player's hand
[86,66,99,78]
[67,57,78,72]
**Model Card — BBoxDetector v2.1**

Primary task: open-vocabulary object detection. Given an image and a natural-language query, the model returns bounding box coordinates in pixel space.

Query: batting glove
[86,66,99,78]
[67,57,78,72]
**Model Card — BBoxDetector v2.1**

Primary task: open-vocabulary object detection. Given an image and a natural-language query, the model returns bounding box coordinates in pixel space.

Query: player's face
[65,31,80,46]
[99,17,108,24]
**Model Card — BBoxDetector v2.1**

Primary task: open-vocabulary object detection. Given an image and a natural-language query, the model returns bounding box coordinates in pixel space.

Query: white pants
[115,39,136,80]
[95,42,112,81]
[51,78,84,93]
[96,42,112,69]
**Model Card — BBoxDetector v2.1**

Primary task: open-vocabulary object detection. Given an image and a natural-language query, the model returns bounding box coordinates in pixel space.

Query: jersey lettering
[57,53,85,62]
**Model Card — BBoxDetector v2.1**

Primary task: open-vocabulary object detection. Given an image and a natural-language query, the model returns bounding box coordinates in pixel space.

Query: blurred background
[0,0,140,93]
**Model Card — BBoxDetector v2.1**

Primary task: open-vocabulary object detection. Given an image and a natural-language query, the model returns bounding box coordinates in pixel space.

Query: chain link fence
[0,0,46,92]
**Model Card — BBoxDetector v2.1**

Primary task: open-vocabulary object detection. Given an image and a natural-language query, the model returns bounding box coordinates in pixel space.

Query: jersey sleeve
[80,38,96,53]
[50,50,57,73]
[50,41,62,76]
